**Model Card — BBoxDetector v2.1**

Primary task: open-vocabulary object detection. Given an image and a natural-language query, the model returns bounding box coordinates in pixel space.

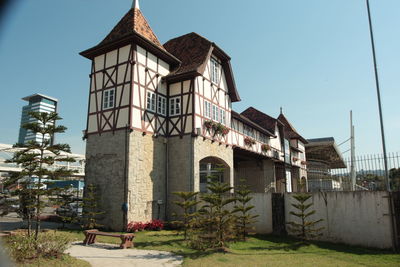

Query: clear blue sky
[0,0,399,156]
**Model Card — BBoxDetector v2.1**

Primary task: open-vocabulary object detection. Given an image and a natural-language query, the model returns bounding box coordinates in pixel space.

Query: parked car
[56,203,82,218]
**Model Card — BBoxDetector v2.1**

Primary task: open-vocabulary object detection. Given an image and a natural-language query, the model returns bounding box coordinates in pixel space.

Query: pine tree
[81,184,105,229]
[172,191,199,240]
[5,112,75,239]
[286,193,324,240]
[233,178,258,241]
[54,186,76,229]
[197,173,236,250]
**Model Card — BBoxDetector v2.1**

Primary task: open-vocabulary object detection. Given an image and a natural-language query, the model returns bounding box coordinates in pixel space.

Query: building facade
[81,1,308,230]
[18,94,58,145]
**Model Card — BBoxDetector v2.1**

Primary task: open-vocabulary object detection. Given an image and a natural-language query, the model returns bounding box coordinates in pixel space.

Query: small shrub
[5,231,70,262]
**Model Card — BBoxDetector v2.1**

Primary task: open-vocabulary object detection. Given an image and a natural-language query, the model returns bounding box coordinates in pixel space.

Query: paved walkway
[67,242,183,267]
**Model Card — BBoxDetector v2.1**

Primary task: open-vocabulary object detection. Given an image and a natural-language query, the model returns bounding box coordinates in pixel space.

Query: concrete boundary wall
[284,191,392,249]
[248,193,273,234]
[246,191,393,249]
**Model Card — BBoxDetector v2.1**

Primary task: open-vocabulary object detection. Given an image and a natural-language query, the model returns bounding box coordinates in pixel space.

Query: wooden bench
[83,229,135,249]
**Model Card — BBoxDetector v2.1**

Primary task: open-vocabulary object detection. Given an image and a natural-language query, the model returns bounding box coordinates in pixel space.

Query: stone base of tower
[85,130,167,231]
[85,131,128,231]
[166,135,234,220]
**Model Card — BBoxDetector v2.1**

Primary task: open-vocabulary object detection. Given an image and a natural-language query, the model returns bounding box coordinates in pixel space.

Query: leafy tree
[287,193,324,240]
[81,184,105,229]
[197,172,236,250]
[172,191,199,240]
[5,112,75,239]
[233,178,258,241]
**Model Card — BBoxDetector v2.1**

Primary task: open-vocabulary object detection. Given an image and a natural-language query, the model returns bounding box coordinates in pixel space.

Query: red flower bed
[145,219,164,231]
[127,220,164,232]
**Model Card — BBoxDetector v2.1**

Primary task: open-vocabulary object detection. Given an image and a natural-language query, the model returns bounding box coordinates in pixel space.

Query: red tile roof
[232,111,275,137]
[99,8,164,51]
[164,32,241,102]
[241,107,279,134]
[277,114,308,144]
[164,32,212,76]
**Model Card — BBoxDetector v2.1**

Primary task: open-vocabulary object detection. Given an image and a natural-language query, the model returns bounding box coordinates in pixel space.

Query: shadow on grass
[245,234,397,256]
[134,238,214,260]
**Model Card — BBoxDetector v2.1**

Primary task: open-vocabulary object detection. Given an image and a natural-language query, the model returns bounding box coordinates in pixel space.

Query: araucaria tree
[287,193,324,240]
[172,191,199,240]
[5,112,75,239]
[81,184,105,229]
[198,174,236,250]
[233,178,258,241]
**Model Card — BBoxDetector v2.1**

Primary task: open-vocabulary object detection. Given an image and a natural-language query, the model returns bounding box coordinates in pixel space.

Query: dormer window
[210,57,220,84]
[103,88,115,110]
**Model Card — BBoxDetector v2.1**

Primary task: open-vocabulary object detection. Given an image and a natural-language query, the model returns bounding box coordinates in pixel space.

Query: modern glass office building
[18,94,58,145]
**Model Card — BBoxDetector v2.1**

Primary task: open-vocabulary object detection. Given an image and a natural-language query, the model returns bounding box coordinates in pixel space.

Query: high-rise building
[18,94,58,145]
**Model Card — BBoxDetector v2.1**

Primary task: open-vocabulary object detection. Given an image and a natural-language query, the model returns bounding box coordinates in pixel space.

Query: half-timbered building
[81,1,308,230]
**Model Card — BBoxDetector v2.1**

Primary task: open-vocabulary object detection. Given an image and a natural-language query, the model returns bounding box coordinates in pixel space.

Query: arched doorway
[199,157,230,193]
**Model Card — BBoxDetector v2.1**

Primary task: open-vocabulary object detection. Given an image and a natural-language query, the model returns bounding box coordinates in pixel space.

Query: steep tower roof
[98,5,164,50]
[81,1,179,65]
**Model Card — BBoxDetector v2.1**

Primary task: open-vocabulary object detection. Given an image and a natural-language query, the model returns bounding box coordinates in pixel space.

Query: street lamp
[365,0,390,191]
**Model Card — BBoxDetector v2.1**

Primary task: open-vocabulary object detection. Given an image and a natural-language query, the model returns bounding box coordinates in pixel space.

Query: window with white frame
[157,95,166,116]
[258,133,268,143]
[243,125,255,138]
[204,101,211,119]
[169,97,181,116]
[220,109,226,125]
[212,105,219,121]
[231,119,239,131]
[103,88,115,110]
[210,57,220,84]
[146,91,156,112]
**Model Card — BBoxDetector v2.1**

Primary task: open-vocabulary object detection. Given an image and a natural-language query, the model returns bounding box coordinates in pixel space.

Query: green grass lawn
[15,254,90,267]
[59,230,400,267]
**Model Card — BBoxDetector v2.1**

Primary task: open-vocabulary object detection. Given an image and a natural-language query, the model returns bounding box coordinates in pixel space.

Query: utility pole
[365,0,390,191]
[350,111,356,191]
[365,0,397,251]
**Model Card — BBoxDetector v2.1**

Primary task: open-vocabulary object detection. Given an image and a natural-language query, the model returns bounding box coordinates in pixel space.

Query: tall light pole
[365,0,390,191]
[365,0,398,251]
[350,111,356,191]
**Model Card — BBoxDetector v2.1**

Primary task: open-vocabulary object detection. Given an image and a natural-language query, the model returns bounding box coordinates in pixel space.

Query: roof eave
[80,32,181,66]
[232,111,275,137]
[164,70,200,83]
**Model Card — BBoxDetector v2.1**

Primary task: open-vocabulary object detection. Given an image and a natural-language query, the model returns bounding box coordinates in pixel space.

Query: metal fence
[308,152,400,192]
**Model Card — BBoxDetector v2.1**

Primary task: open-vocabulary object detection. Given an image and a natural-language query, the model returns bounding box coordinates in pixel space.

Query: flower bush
[244,137,256,146]
[145,219,164,231]
[127,222,146,232]
[261,144,271,152]
[204,120,214,129]
[292,157,299,162]
[204,121,229,136]
[301,160,307,165]
[127,220,164,232]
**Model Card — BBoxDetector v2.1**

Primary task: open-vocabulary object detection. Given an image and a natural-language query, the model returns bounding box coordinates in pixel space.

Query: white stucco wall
[284,191,393,249]
[248,193,273,234]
